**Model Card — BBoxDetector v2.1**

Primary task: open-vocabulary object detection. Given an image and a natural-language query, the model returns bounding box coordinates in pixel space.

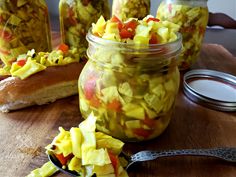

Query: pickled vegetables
[78,16,181,141]
[92,15,180,44]
[0,0,52,66]
[112,0,150,21]
[0,44,80,79]
[156,1,209,70]
[44,113,128,177]
[59,0,110,58]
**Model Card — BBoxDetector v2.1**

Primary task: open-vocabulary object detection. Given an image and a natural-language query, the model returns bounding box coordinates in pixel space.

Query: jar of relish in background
[0,0,52,67]
[157,0,209,70]
[59,0,110,59]
[112,0,150,21]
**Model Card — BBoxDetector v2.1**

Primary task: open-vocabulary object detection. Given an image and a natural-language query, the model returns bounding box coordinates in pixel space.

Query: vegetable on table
[26,161,58,177]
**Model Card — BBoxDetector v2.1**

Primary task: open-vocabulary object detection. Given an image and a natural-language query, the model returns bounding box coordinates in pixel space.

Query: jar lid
[183,69,236,112]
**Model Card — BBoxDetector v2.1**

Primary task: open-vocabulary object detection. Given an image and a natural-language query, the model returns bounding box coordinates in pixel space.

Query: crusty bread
[0,61,86,112]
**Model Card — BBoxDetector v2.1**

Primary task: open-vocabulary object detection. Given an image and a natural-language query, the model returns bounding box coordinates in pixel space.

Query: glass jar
[0,0,52,66]
[78,30,182,142]
[112,0,150,21]
[156,0,209,70]
[59,0,110,58]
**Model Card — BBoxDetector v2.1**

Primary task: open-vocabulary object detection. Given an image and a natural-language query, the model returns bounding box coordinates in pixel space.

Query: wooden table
[0,30,236,177]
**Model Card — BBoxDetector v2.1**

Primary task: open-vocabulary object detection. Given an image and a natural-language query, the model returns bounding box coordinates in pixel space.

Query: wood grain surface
[0,42,236,177]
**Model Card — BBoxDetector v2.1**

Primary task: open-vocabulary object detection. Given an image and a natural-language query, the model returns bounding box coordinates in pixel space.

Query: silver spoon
[48,147,236,176]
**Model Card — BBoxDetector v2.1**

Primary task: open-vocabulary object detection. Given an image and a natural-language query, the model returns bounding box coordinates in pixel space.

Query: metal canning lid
[183,69,236,112]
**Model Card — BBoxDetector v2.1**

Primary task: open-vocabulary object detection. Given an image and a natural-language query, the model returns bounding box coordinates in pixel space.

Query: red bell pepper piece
[146,17,160,23]
[119,28,133,39]
[149,33,159,44]
[107,99,122,112]
[110,15,123,31]
[108,152,119,176]
[17,59,27,67]
[55,153,73,166]
[142,116,156,128]
[90,96,101,108]
[58,43,69,53]
[119,20,138,39]
[84,75,97,100]
[124,20,138,31]
[0,29,13,41]
[132,128,153,139]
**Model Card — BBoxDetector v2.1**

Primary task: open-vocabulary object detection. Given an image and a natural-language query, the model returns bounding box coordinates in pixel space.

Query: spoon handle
[131,147,236,163]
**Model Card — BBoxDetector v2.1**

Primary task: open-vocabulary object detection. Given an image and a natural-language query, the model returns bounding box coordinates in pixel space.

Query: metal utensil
[121,147,236,170]
[48,147,236,176]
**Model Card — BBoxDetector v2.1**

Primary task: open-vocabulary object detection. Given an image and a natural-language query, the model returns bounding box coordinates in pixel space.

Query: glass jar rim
[86,28,182,56]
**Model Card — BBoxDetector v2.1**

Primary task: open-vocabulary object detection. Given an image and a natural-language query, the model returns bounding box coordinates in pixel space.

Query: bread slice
[0,61,86,112]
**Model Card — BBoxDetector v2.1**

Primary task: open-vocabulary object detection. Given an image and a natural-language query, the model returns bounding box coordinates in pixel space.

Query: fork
[121,147,236,170]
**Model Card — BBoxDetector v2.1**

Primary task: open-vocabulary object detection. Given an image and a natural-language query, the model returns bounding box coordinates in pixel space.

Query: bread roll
[0,61,86,112]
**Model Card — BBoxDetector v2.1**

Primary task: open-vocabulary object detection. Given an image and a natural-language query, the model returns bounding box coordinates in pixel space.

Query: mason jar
[78,29,182,142]
[112,0,150,21]
[0,0,52,66]
[157,0,209,70]
[59,0,110,59]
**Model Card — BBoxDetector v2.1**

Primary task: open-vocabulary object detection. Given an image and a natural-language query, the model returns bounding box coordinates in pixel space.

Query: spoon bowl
[48,153,79,177]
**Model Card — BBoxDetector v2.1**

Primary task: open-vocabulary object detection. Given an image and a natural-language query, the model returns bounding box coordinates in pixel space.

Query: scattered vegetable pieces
[26,161,58,177]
